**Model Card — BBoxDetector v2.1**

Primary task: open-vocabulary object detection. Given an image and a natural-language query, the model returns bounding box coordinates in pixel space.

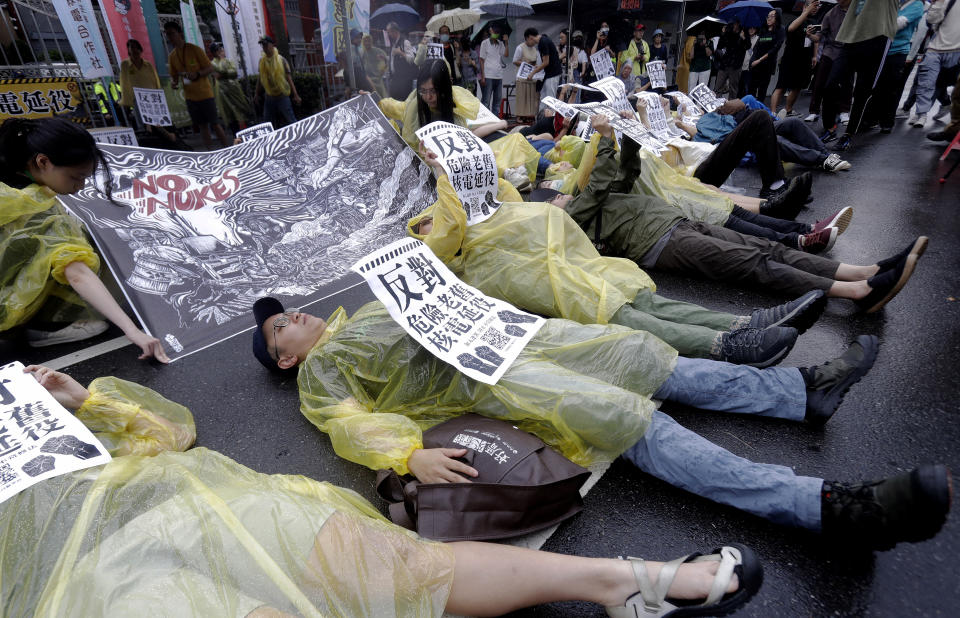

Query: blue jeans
[528,139,555,176]
[915,50,960,115]
[621,357,823,530]
[263,94,296,129]
[482,78,503,115]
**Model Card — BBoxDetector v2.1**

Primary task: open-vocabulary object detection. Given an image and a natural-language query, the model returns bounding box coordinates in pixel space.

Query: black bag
[376,414,591,541]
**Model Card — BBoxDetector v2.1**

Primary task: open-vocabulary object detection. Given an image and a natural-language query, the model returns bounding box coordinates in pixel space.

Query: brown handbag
[376,414,591,542]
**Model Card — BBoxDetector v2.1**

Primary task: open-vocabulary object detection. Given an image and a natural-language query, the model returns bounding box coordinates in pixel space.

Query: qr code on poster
[0,462,18,485]
[481,327,511,350]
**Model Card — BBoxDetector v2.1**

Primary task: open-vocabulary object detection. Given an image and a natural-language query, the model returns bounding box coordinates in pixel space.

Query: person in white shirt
[912,0,960,125]
[479,25,509,114]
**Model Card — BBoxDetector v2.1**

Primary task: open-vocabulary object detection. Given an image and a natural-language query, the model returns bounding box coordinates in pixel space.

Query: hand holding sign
[517,62,536,80]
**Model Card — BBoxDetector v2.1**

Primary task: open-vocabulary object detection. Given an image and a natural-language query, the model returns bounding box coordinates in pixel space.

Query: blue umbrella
[370,3,420,31]
[717,0,774,29]
[478,0,534,18]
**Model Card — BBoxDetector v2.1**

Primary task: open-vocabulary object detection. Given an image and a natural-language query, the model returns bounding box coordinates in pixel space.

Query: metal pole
[566,0,572,89]
[27,8,50,62]
[1,5,27,64]
[39,6,68,66]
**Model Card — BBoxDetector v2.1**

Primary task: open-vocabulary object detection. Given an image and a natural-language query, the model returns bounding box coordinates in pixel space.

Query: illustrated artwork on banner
[133,87,172,126]
[590,50,616,79]
[646,60,667,89]
[689,83,725,113]
[353,239,545,384]
[517,62,536,80]
[89,127,138,147]
[0,78,84,121]
[427,43,445,60]
[236,122,275,142]
[415,121,501,226]
[51,0,113,78]
[0,362,111,505]
[60,96,436,361]
[590,76,634,115]
[541,96,578,119]
[638,92,687,142]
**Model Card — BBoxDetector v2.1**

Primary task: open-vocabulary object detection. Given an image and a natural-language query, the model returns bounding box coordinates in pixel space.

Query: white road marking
[41,336,131,371]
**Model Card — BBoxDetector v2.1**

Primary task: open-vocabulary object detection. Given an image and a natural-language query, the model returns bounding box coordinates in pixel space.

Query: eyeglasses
[418,88,437,97]
[271,308,299,360]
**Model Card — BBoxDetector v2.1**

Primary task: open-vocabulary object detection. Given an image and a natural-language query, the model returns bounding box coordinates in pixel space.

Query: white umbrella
[687,16,728,32]
[427,8,483,33]
[478,0,534,18]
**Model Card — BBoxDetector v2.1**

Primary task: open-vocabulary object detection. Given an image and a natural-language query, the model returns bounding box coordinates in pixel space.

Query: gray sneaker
[716,326,798,368]
[822,153,851,172]
[748,290,826,334]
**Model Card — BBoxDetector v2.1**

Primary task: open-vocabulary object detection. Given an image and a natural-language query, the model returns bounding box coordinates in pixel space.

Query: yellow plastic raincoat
[0,182,100,331]
[545,134,587,168]
[379,85,481,149]
[76,376,197,456]
[299,302,675,473]
[0,447,454,617]
[407,175,656,325]
[489,133,541,181]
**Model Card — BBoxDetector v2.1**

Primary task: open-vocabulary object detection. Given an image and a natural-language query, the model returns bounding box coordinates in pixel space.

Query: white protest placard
[415,121,501,226]
[541,96,579,119]
[574,101,622,141]
[638,92,688,142]
[665,91,704,125]
[51,0,112,78]
[689,83,726,113]
[89,127,138,147]
[591,76,634,115]
[427,43,445,60]
[353,239,545,385]
[606,114,669,154]
[0,362,111,505]
[236,121,275,142]
[590,50,616,79]
[517,62,536,80]
[646,60,667,90]
[133,87,172,126]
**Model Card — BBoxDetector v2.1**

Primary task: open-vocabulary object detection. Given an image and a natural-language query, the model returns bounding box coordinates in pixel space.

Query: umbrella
[427,8,483,33]
[687,16,727,33]
[717,0,774,29]
[478,0,534,18]
[471,17,513,46]
[370,3,421,31]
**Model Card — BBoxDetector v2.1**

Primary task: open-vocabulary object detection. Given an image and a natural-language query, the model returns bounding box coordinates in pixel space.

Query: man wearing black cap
[249,295,951,552]
[255,36,300,129]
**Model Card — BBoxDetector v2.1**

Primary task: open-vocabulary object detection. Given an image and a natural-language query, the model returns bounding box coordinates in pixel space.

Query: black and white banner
[0,362,111,505]
[353,239,544,385]
[590,76,634,115]
[638,92,688,142]
[415,121,500,226]
[541,96,578,119]
[689,83,725,114]
[646,60,667,89]
[60,96,435,361]
[590,50,615,79]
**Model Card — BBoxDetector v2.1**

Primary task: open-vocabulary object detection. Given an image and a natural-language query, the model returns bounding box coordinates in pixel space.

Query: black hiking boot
[802,335,879,426]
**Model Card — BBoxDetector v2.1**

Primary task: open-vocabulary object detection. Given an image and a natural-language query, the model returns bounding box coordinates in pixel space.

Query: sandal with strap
[605,543,763,617]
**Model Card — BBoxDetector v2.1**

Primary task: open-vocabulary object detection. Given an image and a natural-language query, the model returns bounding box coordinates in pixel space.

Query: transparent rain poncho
[489,133,541,181]
[545,135,586,168]
[298,302,676,473]
[407,176,656,326]
[379,85,481,149]
[76,376,197,456]
[0,448,454,617]
[0,182,101,331]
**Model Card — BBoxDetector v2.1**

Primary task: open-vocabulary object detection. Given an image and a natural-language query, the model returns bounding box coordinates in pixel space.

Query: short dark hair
[528,188,561,203]
[524,27,539,39]
[163,21,183,34]
[126,39,143,52]
[386,21,400,32]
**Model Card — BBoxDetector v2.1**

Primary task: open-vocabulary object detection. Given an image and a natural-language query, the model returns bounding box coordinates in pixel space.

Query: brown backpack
[376,414,591,542]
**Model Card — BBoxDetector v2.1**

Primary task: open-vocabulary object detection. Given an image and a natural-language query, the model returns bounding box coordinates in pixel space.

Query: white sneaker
[804,113,819,122]
[839,112,851,124]
[822,153,851,172]
[26,320,109,348]
[504,166,530,190]
[776,108,787,120]
[909,113,927,127]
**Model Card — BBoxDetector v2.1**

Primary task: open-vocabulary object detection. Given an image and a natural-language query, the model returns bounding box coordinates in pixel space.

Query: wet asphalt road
[15,112,960,616]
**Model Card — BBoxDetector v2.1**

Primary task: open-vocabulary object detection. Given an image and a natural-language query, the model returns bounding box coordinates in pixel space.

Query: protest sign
[606,113,669,154]
[353,239,545,385]
[541,96,578,119]
[646,60,667,89]
[591,76,634,115]
[89,127,138,147]
[665,90,704,123]
[415,121,501,226]
[0,78,84,121]
[0,362,111,505]
[215,0,267,76]
[133,88,172,126]
[638,92,687,141]
[517,62,536,80]
[59,96,435,361]
[590,50,616,79]
[236,122,275,142]
[51,0,112,78]
[427,43,445,60]
[689,83,725,113]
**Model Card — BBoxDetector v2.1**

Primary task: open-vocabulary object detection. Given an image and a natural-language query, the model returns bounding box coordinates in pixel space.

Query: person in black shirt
[525,28,562,106]
[748,9,786,102]
[770,1,820,117]
[714,21,751,99]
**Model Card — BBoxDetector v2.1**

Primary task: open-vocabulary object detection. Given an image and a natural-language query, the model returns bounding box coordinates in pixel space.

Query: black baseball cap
[252,296,293,374]
[528,188,561,203]
[258,35,275,45]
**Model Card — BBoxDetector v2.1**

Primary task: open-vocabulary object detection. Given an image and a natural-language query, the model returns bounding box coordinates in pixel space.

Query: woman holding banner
[0,117,169,361]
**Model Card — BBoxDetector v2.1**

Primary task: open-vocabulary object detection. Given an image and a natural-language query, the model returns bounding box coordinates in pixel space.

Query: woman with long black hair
[748,9,786,102]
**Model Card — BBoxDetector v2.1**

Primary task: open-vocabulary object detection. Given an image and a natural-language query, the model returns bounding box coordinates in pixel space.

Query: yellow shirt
[118,58,161,107]
[168,43,214,101]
